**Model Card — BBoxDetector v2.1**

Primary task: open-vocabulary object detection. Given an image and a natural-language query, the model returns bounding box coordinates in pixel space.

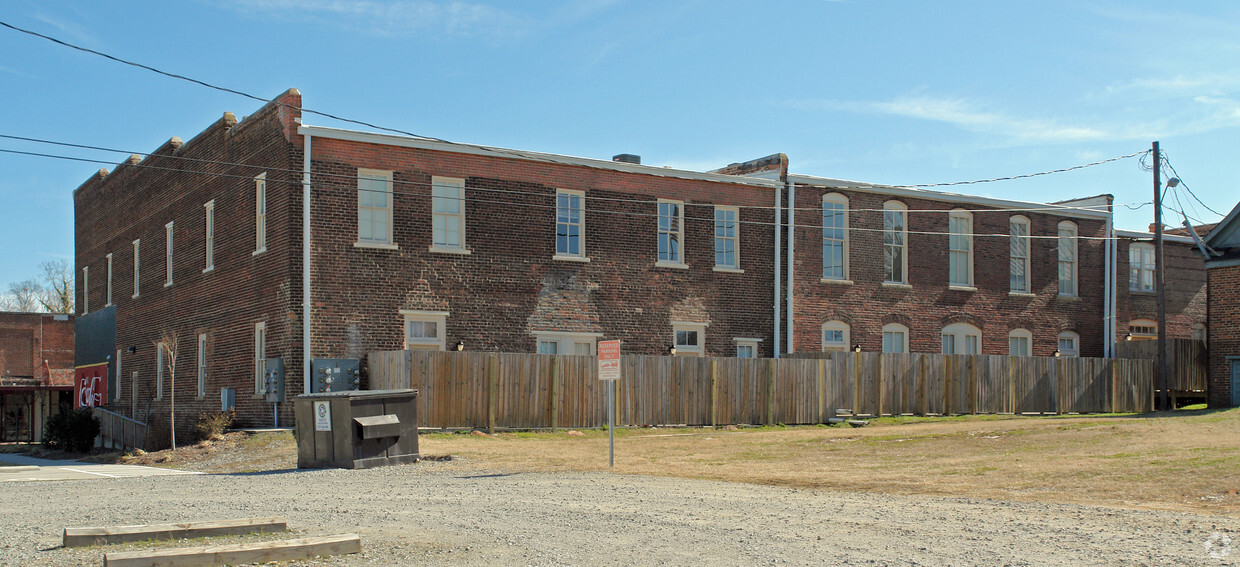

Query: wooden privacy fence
[1115,338,1207,393]
[92,406,148,451]
[368,350,1156,430]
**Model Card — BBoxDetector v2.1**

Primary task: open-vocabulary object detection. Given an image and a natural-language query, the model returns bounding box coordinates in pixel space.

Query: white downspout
[1103,211,1113,358]
[302,132,312,396]
[773,183,782,359]
[785,180,795,355]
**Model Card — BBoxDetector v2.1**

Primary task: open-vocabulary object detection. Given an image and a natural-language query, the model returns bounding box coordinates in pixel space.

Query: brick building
[73,89,1210,428]
[0,312,74,441]
[1204,203,1240,407]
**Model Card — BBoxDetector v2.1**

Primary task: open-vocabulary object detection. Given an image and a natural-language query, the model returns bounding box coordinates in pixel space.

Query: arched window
[1127,319,1157,340]
[1009,216,1030,293]
[822,193,849,281]
[948,210,973,287]
[1057,331,1080,357]
[822,321,850,352]
[1008,328,1032,356]
[882,323,909,353]
[883,201,908,284]
[1057,221,1078,297]
[941,323,981,354]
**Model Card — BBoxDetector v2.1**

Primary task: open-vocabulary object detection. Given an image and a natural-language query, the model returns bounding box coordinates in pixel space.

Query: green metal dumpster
[294,389,419,469]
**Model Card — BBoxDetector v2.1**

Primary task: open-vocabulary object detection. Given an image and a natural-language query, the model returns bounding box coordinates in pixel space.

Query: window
[657,200,685,267]
[1129,243,1154,292]
[882,323,909,353]
[672,322,706,356]
[948,210,973,287]
[165,221,174,287]
[253,322,266,393]
[197,333,208,397]
[883,201,908,284]
[357,169,394,246]
[156,342,165,400]
[401,310,448,351]
[1128,319,1157,340]
[1008,329,1032,357]
[115,349,122,402]
[822,193,849,281]
[534,332,601,356]
[1057,331,1079,357]
[254,173,267,253]
[204,200,215,272]
[822,321,850,352]
[714,206,740,270]
[1057,221,1077,297]
[431,176,467,252]
[734,338,761,358]
[106,253,113,306]
[1009,216,1031,293]
[132,239,140,298]
[941,323,981,355]
[1193,323,1207,342]
[555,190,586,259]
[81,265,89,314]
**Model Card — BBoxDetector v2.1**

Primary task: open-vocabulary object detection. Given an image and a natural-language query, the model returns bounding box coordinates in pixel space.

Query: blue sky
[1,0,1237,288]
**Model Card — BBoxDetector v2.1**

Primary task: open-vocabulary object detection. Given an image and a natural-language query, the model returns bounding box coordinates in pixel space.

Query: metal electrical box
[264,357,285,403]
[310,358,361,393]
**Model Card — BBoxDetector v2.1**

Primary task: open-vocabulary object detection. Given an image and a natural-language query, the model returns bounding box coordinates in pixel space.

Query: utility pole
[1153,141,1169,412]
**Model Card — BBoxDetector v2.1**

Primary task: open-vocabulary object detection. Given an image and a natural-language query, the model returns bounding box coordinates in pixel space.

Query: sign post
[598,340,621,467]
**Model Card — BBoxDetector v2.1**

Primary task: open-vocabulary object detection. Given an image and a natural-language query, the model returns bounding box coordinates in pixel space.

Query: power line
[903,150,1148,188]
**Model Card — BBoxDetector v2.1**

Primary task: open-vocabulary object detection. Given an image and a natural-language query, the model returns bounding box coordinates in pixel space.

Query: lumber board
[102,533,360,567]
[64,517,287,547]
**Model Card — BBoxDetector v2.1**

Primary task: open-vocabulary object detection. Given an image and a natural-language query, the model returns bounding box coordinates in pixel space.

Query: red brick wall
[1114,239,1207,341]
[74,90,302,430]
[790,186,1108,356]
[1207,263,1240,407]
[304,136,778,364]
[0,312,73,382]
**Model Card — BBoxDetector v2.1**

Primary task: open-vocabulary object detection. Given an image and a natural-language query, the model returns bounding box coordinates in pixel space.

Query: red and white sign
[598,340,621,381]
[74,362,109,409]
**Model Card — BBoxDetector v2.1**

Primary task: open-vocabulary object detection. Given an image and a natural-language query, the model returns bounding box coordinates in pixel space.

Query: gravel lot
[1,459,1236,566]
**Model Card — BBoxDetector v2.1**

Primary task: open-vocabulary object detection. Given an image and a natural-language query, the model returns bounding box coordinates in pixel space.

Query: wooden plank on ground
[65,517,287,547]
[103,533,360,567]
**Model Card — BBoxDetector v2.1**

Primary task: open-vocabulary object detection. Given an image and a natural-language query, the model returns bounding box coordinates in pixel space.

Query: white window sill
[553,255,591,263]
[1128,289,1156,296]
[429,245,471,255]
[105,302,113,308]
[948,285,977,292]
[656,260,689,270]
[203,266,214,274]
[132,294,140,300]
[821,278,853,285]
[882,282,912,289]
[252,248,267,256]
[164,282,173,288]
[354,241,399,250]
[1008,292,1036,298]
[1058,294,1081,302]
[194,395,206,401]
[712,266,744,274]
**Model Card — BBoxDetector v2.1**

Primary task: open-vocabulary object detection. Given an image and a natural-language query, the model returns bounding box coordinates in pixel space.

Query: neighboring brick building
[74,89,781,429]
[1204,203,1240,408]
[73,89,1211,428]
[1114,229,1207,344]
[0,312,74,441]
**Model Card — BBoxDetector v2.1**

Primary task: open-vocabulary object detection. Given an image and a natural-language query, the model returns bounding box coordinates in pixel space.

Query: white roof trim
[299,125,782,189]
[1115,229,1195,244]
[789,174,1111,220]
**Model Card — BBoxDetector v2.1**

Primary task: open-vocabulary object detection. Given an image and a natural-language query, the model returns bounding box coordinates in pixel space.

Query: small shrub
[193,410,234,442]
[43,409,101,453]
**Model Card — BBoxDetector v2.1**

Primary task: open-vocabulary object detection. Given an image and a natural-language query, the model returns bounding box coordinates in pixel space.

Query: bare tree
[154,330,180,451]
[7,279,44,312]
[0,292,19,311]
[38,260,74,314]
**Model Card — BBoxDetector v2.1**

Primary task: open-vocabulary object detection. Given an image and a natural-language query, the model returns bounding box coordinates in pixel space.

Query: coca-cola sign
[74,362,109,409]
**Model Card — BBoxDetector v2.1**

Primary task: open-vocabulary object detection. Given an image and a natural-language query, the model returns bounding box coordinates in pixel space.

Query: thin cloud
[209,0,533,39]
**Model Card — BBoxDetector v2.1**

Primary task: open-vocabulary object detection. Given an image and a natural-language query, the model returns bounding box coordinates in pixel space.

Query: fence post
[550,356,561,432]
[852,352,862,416]
[918,355,929,416]
[967,356,978,415]
[766,358,776,425]
[943,356,954,415]
[875,354,884,417]
[817,358,826,423]
[710,360,718,428]
[488,354,498,434]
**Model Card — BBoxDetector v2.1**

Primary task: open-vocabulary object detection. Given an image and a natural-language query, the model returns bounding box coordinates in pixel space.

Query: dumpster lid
[294,388,417,400]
